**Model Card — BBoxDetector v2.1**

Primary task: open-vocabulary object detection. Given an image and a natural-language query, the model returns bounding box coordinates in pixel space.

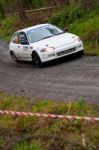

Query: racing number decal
[23,46,28,51]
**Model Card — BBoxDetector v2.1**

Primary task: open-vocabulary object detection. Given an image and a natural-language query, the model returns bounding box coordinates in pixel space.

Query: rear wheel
[32,53,42,68]
[10,51,19,63]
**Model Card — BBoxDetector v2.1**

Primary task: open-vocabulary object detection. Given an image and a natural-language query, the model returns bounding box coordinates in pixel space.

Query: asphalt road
[0,40,99,103]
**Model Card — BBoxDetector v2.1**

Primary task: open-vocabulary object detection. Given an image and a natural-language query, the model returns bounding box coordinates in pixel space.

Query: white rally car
[9,23,84,67]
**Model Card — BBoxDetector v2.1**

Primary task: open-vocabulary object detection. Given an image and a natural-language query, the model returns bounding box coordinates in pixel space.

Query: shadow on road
[13,52,84,69]
[43,52,83,68]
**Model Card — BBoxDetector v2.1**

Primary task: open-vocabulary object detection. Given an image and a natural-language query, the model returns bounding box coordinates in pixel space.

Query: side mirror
[63,27,68,32]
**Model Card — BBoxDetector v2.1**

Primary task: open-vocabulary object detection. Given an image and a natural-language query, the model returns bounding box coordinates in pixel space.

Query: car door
[18,32,32,60]
[10,32,21,58]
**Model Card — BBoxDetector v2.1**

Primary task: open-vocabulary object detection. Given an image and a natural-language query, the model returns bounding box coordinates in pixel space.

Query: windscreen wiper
[54,32,65,36]
[42,36,53,40]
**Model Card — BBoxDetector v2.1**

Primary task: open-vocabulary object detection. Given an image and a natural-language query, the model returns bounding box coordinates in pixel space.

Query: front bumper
[39,41,84,63]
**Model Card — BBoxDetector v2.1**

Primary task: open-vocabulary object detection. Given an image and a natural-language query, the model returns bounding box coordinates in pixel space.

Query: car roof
[18,23,51,33]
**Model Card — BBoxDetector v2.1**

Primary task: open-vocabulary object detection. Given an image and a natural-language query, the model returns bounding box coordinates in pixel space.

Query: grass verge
[0,92,99,150]
[69,14,99,55]
[0,16,16,41]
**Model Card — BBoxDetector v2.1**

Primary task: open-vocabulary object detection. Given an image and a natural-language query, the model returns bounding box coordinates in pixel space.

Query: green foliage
[20,0,47,8]
[0,2,99,55]
[0,16,16,41]
[14,141,44,150]
[49,4,85,28]
[69,9,99,55]
[0,2,4,19]
[23,0,33,6]
[49,4,99,55]
[31,0,47,8]
[80,0,99,11]
[0,0,47,9]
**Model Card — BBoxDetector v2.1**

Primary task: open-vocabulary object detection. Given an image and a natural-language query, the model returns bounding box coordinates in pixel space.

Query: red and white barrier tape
[0,110,99,122]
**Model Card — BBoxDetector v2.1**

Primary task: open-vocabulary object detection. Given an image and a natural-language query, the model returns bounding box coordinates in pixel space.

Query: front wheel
[78,50,84,57]
[32,53,42,68]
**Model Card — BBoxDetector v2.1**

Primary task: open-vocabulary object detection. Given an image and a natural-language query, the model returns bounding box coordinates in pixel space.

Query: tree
[14,0,28,23]
[0,2,4,19]
[80,0,99,11]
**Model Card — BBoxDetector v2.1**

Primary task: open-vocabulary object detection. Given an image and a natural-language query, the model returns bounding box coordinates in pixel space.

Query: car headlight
[40,47,55,52]
[74,37,81,42]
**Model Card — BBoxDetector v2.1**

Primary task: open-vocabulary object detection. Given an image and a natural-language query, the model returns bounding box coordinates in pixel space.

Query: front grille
[57,48,76,56]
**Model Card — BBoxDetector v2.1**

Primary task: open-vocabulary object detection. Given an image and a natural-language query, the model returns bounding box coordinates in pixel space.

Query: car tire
[32,52,42,68]
[10,51,19,63]
[79,50,84,57]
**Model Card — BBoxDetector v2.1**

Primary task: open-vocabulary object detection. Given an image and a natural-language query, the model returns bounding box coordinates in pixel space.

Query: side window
[12,33,19,44]
[19,32,29,45]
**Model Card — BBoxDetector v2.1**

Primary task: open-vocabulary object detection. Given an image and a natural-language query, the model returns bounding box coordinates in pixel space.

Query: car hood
[31,33,78,50]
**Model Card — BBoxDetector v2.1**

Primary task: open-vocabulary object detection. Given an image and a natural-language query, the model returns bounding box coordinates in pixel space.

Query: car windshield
[27,25,64,43]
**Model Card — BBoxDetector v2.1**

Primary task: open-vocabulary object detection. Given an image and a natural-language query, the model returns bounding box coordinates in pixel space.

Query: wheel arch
[10,50,16,56]
[31,50,42,67]
[10,50,13,54]
[31,50,41,60]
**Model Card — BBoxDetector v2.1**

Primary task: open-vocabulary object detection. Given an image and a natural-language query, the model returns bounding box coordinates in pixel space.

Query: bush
[69,13,99,55]
[80,0,99,11]
[0,16,16,41]
[49,4,85,28]
[49,4,99,55]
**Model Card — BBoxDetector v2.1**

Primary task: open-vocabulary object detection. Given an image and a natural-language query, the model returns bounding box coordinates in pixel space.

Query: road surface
[0,40,99,103]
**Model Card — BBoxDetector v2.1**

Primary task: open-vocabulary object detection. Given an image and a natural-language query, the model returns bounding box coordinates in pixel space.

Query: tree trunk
[0,2,5,19]
[15,0,28,23]
[80,0,99,11]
